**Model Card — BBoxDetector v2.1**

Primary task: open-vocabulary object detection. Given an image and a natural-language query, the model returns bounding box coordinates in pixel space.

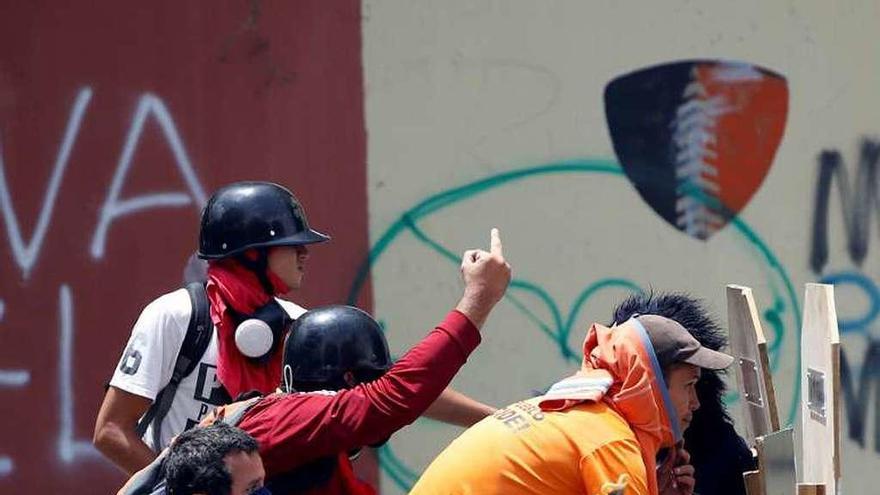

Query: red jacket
[236,310,481,495]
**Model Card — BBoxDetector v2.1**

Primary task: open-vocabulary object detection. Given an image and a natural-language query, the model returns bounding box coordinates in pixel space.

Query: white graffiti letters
[0,88,207,277]
[0,88,208,475]
[57,284,100,464]
[0,88,93,279]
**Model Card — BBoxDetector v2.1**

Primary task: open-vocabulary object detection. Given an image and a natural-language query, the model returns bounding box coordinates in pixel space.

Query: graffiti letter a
[89,93,207,260]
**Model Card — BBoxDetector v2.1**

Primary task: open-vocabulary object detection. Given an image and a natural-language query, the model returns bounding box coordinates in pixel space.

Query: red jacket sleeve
[237,310,481,476]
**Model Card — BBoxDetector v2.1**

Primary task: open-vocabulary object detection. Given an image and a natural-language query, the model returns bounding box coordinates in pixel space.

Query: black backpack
[135,282,214,450]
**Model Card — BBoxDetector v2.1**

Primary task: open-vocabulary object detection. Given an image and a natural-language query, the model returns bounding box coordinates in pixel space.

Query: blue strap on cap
[629,317,683,443]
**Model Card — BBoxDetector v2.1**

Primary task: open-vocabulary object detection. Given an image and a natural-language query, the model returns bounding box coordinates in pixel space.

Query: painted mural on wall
[0,1,369,492]
[605,60,788,241]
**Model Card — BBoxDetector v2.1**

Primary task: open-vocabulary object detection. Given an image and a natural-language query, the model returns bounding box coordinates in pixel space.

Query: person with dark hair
[95,182,332,475]
[410,312,734,495]
[165,422,268,495]
[611,292,757,495]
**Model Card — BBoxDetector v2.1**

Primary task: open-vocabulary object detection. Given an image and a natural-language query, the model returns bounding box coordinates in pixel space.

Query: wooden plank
[727,285,780,445]
[744,470,765,495]
[796,484,825,495]
[800,283,841,494]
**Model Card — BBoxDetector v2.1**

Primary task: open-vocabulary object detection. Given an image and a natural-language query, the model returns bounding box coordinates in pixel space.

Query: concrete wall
[362,1,880,492]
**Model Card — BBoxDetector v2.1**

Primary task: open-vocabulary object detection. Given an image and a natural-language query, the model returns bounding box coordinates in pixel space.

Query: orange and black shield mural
[605,60,788,240]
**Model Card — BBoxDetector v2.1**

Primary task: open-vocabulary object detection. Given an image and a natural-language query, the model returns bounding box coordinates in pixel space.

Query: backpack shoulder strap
[136,283,213,448]
[199,396,264,428]
[116,449,170,495]
[221,396,263,426]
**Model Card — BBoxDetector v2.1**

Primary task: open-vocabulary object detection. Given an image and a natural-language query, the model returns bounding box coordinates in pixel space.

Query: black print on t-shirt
[194,363,228,405]
[184,403,214,432]
[492,401,545,432]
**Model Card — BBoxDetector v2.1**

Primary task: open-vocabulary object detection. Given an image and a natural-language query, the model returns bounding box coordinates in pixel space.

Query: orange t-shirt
[410,397,649,495]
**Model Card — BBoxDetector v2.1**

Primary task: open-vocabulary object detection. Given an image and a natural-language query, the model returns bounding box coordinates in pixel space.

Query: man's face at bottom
[665,363,702,433]
[224,450,267,495]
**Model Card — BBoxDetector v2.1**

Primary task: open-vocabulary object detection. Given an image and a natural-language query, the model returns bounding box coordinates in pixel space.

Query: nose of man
[689,389,700,412]
[296,245,309,260]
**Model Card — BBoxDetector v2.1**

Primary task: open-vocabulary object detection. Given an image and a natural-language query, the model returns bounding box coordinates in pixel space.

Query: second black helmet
[197,181,330,260]
[282,305,392,393]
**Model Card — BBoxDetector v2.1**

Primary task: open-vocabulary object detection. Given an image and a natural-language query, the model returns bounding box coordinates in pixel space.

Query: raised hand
[456,228,512,329]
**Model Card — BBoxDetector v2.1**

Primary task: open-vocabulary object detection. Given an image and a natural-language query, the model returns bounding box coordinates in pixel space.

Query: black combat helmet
[197,181,330,260]
[282,305,392,393]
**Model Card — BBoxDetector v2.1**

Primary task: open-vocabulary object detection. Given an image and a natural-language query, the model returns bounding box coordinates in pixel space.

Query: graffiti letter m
[810,139,880,274]
[842,343,880,452]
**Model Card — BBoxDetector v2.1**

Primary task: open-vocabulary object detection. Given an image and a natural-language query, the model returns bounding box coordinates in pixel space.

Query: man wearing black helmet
[210,228,510,494]
[94,182,330,474]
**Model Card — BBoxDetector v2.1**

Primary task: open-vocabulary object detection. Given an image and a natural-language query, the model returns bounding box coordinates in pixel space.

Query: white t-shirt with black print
[109,288,306,451]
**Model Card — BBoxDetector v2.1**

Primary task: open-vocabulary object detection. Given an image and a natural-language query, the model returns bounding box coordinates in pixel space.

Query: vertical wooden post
[800,284,841,495]
[727,285,780,446]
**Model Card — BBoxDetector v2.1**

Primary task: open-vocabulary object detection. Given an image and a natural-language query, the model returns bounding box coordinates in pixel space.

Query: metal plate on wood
[806,367,826,422]
[740,357,764,408]
[727,284,780,443]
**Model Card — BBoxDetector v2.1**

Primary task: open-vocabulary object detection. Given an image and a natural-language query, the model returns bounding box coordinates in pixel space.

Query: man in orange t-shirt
[409,314,733,495]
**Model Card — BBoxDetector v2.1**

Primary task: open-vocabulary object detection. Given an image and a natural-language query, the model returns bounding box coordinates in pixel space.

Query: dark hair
[611,291,756,494]
[165,423,260,495]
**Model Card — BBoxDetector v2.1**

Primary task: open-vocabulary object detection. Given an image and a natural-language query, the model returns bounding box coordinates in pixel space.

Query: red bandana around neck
[205,256,291,399]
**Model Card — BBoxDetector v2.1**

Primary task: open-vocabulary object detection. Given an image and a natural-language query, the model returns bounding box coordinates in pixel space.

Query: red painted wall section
[0,1,372,491]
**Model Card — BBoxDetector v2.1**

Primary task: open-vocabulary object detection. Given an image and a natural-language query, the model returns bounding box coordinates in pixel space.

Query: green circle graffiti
[346,159,801,491]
